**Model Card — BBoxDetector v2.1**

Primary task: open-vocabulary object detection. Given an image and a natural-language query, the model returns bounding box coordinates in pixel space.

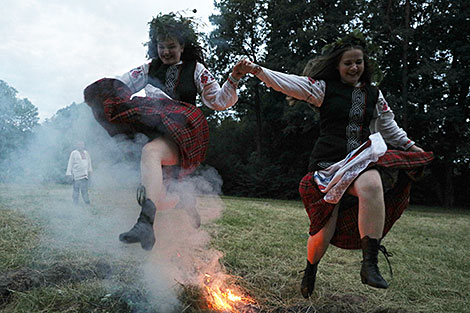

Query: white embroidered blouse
[254,66,415,150]
[117,61,239,111]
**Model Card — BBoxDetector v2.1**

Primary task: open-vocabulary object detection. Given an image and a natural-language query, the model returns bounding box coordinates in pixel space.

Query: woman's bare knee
[360,181,383,198]
[348,169,383,197]
[142,137,179,165]
[142,141,161,158]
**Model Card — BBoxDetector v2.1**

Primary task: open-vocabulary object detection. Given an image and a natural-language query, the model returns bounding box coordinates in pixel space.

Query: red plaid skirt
[84,78,209,177]
[299,150,434,249]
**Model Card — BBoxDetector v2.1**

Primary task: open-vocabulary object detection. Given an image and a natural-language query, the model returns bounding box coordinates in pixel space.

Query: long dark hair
[306,45,373,84]
[146,12,206,66]
[287,31,377,106]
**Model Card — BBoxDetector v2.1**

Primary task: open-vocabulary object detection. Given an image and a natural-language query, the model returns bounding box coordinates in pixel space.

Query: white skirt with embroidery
[313,133,387,204]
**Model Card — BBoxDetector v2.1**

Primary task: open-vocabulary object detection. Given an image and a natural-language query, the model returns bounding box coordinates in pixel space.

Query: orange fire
[204,273,256,312]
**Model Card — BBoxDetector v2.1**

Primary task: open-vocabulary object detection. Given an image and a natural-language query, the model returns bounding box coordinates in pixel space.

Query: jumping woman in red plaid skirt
[84,12,246,251]
[237,31,434,297]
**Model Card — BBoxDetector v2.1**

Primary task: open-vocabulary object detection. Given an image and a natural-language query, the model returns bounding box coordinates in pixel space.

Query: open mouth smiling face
[157,38,184,65]
[337,48,364,86]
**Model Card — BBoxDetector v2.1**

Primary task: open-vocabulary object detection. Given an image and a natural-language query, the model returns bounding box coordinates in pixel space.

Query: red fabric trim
[299,150,434,249]
[84,78,209,177]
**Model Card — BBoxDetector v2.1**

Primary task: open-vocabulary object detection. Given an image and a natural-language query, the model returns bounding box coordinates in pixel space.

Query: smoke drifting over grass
[2,101,228,311]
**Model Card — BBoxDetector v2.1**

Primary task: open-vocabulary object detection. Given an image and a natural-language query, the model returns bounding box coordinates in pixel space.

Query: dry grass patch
[1,185,469,312]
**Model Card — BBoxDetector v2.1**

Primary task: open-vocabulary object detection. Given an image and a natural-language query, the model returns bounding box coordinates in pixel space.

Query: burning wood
[203,273,259,313]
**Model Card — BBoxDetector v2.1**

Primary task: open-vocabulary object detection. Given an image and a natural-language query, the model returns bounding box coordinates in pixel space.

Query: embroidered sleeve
[195,62,239,111]
[116,63,150,94]
[255,66,325,107]
[370,90,414,150]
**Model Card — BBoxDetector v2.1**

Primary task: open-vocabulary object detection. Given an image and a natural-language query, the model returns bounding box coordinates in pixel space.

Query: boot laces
[136,185,146,206]
[378,244,393,277]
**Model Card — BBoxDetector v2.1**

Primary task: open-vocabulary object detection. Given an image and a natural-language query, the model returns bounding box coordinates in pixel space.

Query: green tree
[206,0,468,206]
[0,80,39,180]
[208,0,268,158]
[360,0,470,207]
[207,0,362,198]
[19,102,141,184]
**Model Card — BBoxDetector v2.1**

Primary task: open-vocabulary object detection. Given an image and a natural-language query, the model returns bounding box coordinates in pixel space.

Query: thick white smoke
[4,101,227,311]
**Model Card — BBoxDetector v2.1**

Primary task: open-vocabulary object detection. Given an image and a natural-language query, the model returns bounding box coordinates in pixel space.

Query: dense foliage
[0,0,468,208]
[204,0,470,207]
[0,80,39,181]
[0,100,142,185]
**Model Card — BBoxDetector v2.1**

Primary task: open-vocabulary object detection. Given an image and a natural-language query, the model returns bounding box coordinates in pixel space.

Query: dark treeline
[203,0,470,208]
[0,0,468,208]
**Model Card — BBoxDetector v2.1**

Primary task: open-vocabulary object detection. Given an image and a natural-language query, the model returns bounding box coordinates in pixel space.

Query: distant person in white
[66,141,92,204]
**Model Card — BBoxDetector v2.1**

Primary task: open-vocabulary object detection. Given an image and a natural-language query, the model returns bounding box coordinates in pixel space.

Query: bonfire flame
[204,273,257,313]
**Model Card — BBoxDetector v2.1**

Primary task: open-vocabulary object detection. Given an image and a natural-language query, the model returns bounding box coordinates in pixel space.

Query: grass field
[0,183,469,313]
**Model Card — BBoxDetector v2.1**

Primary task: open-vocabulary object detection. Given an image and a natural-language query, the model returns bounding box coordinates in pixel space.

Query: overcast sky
[0,0,216,121]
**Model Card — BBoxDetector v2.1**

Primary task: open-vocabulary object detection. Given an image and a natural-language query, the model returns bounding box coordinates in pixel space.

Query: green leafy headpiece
[321,29,371,55]
[322,29,383,84]
[148,11,199,46]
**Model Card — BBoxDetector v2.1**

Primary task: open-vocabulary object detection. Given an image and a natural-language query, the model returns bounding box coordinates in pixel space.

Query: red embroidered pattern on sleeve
[200,70,215,85]
[379,97,390,112]
[131,66,143,79]
[383,102,389,112]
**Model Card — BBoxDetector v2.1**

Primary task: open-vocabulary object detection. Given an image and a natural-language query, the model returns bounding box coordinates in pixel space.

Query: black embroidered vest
[308,80,379,171]
[148,59,198,104]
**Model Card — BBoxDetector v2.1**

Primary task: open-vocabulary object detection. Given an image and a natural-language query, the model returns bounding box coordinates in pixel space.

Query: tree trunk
[401,0,410,129]
[385,0,393,34]
[443,162,455,208]
[254,81,262,159]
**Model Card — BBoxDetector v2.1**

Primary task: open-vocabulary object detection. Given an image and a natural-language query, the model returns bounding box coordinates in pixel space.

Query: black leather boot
[119,198,156,251]
[300,260,319,298]
[360,236,390,289]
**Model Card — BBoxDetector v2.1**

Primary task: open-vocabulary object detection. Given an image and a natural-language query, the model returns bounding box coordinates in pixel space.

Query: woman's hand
[231,59,259,80]
[408,145,424,152]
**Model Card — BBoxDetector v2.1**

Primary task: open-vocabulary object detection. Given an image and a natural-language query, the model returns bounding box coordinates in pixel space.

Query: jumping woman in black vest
[236,31,434,297]
[84,12,245,251]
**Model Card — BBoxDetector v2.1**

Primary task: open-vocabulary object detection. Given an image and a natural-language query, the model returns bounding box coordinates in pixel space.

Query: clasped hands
[231,59,259,80]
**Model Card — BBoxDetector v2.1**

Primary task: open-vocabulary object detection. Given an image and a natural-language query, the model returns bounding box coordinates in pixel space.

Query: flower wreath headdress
[322,29,383,84]
[321,29,371,55]
[147,10,202,46]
